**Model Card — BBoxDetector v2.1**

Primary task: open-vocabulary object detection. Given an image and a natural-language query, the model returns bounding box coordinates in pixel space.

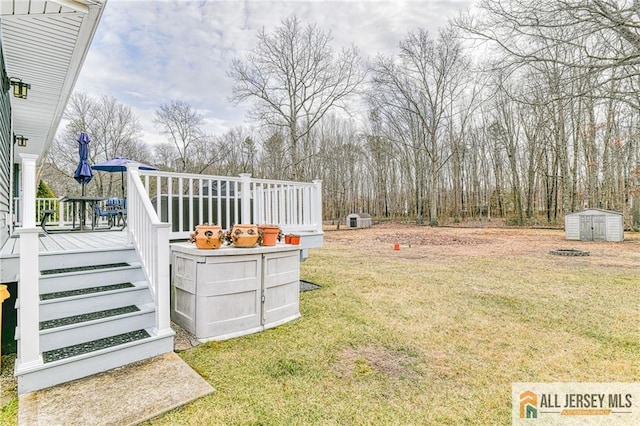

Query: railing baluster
[188,178,194,232]
[155,175,161,218]
[167,177,173,228]
[197,178,203,226]
[207,178,213,225]
[178,177,183,233]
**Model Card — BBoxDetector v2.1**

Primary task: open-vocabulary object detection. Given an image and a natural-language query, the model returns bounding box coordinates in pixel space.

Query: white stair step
[39,304,156,352]
[38,247,137,271]
[39,263,145,294]
[39,283,152,321]
[16,332,175,395]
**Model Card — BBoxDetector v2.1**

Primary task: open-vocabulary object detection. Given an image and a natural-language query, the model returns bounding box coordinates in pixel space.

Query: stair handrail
[126,164,173,337]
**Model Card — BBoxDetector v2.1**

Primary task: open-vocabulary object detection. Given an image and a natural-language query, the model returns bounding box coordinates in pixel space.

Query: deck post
[15,154,43,370]
[312,180,323,233]
[19,154,38,228]
[240,173,251,224]
[155,223,173,336]
[16,228,42,370]
[127,164,140,245]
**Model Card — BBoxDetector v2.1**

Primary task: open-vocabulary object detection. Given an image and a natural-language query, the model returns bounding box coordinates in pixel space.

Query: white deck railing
[22,173,323,240]
[126,166,172,337]
[14,197,72,226]
[138,170,323,240]
[16,197,119,229]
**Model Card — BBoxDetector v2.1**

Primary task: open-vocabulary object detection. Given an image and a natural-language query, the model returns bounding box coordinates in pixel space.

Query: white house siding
[0,40,11,248]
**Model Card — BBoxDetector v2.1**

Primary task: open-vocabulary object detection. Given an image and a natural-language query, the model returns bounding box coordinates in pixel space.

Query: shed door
[579,215,607,241]
[579,215,593,241]
[349,217,358,228]
[592,215,606,241]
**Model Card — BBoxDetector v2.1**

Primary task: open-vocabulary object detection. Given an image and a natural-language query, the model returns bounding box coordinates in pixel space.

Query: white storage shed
[564,209,624,242]
[346,213,372,229]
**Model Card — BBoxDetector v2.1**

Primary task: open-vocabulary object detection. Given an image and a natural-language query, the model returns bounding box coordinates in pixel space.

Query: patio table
[60,195,107,231]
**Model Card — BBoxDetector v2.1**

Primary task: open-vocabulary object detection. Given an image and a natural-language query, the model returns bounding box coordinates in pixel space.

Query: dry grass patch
[333,347,415,380]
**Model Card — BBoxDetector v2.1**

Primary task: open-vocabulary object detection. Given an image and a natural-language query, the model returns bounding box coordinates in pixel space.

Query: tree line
[42,2,640,228]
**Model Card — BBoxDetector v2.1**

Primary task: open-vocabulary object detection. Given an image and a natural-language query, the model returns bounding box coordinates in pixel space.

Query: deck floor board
[39,234,64,252]
[1,230,129,257]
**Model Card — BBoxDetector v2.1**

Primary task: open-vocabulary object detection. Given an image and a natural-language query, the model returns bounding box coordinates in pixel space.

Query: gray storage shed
[346,213,372,229]
[564,209,624,242]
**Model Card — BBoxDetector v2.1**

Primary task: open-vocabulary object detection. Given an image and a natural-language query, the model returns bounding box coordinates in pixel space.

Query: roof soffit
[1,0,106,161]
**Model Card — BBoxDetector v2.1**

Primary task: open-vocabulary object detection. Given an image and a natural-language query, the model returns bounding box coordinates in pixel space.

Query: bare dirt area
[322,222,640,266]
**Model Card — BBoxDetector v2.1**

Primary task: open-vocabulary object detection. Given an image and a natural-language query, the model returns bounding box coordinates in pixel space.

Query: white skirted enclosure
[564,209,624,242]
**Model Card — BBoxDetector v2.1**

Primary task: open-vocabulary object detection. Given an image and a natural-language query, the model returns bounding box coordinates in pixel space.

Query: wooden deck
[0,230,129,257]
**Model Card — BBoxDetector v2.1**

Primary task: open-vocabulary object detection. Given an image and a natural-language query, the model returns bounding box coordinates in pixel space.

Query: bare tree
[363,110,398,218]
[229,14,366,180]
[257,129,288,180]
[153,142,179,171]
[312,115,363,228]
[457,0,640,103]
[210,127,257,176]
[44,92,147,197]
[369,26,470,225]
[154,100,205,172]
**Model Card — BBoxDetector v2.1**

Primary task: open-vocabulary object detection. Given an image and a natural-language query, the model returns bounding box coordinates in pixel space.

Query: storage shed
[346,213,372,229]
[564,209,624,242]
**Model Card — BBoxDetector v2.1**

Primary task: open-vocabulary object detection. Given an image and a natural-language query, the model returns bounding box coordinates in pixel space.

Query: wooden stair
[14,246,174,395]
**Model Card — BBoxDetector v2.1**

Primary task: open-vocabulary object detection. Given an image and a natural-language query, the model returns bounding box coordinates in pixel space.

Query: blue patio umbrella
[91,156,158,198]
[73,132,93,196]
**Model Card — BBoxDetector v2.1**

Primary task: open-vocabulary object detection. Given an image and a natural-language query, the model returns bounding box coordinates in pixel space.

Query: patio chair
[107,197,126,208]
[106,198,127,228]
[93,203,119,229]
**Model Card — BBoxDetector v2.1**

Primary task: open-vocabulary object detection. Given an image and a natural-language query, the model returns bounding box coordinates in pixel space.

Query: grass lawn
[150,227,640,425]
[2,226,639,424]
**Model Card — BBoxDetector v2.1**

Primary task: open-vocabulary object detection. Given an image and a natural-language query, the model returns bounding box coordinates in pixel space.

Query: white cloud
[75,0,474,144]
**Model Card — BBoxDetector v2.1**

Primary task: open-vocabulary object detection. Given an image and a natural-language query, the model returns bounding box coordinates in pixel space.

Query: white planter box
[170,243,301,341]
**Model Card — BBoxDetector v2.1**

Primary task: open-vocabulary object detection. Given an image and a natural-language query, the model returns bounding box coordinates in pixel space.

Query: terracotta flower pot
[190,224,224,249]
[289,234,300,245]
[228,224,260,248]
[284,234,292,244]
[258,224,281,246]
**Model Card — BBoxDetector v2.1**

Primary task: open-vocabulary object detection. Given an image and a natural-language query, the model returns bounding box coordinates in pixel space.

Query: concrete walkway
[18,352,214,425]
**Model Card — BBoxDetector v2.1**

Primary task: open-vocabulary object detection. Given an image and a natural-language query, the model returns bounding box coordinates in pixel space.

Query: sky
[74,0,475,146]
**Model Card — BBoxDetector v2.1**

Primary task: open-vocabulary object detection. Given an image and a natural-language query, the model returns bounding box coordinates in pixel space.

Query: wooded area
[42,1,640,228]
